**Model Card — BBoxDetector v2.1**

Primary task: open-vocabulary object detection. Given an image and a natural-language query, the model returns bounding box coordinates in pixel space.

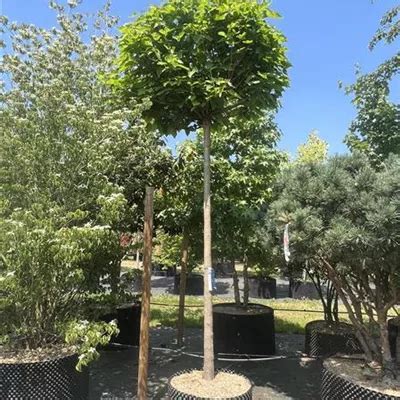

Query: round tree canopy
[112,0,290,134]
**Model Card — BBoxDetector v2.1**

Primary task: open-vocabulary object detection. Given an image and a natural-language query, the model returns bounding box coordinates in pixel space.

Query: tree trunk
[378,312,397,377]
[177,228,190,347]
[202,119,214,380]
[232,259,240,306]
[243,257,250,307]
[137,187,154,400]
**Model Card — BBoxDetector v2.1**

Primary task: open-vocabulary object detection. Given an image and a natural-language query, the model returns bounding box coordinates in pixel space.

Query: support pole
[177,227,189,347]
[137,187,154,400]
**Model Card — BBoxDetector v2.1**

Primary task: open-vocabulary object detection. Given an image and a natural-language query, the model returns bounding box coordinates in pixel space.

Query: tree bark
[320,257,378,362]
[243,257,250,307]
[232,259,241,306]
[177,227,190,347]
[137,187,154,400]
[378,311,396,377]
[202,119,214,380]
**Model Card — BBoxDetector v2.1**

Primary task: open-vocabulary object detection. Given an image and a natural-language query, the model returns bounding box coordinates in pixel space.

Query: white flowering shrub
[0,0,170,362]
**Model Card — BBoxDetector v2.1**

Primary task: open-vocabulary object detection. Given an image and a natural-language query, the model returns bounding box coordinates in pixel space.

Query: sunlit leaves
[113,0,290,133]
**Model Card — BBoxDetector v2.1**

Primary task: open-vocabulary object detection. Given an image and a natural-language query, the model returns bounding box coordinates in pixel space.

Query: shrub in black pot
[289,279,319,300]
[0,213,119,400]
[99,301,141,347]
[248,276,277,299]
[174,273,204,295]
[1,353,89,400]
[321,358,400,400]
[388,317,400,360]
[305,320,361,357]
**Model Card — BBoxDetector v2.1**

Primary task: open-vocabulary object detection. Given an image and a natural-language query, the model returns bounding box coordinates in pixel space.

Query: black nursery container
[174,273,204,296]
[100,302,141,346]
[304,320,362,357]
[213,303,275,355]
[321,361,400,400]
[289,280,319,300]
[1,353,89,400]
[168,369,253,400]
[248,277,277,299]
[388,317,399,360]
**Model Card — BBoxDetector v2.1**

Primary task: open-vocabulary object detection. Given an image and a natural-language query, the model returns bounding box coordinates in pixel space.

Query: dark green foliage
[263,153,400,370]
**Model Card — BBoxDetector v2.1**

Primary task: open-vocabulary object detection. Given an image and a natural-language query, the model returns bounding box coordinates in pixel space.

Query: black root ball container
[213,303,275,356]
[1,353,89,400]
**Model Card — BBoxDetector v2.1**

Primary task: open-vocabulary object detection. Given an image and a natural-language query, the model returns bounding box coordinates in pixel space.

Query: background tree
[155,139,204,346]
[296,130,328,164]
[211,116,286,306]
[114,0,289,379]
[345,5,399,162]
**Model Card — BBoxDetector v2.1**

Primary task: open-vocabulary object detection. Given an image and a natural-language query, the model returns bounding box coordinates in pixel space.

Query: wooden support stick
[137,187,154,400]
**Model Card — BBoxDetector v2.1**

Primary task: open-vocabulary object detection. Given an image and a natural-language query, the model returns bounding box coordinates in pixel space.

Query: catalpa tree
[112,0,289,379]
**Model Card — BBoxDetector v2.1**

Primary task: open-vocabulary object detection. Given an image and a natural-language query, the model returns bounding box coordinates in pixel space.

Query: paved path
[90,328,321,399]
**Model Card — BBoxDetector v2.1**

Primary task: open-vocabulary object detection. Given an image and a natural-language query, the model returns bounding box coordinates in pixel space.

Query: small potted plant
[248,264,278,299]
[85,272,142,348]
[213,255,276,356]
[302,265,361,357]
[0,211,119,399]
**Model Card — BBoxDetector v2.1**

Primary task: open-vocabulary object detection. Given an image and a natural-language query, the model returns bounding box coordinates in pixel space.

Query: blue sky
[1,0,398,156]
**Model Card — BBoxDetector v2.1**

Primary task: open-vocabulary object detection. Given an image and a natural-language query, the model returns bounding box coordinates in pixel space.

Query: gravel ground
[89,327,321,399]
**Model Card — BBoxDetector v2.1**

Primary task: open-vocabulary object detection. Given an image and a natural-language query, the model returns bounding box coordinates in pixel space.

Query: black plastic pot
[174,273,204,296]
[168,369,253,399]
[289,280,319,300]
[304,320,362,357]
[213,303,275,355]
[321,360,400,400]
[152,265,175,277]
[99,302,141,346]
[248,277,277,299]
[388,317,399,360]
[1,353,89,399]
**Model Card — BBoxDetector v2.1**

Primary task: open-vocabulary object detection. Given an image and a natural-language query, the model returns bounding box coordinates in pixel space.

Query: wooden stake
[177,227,189,347]
[137,187,154,400]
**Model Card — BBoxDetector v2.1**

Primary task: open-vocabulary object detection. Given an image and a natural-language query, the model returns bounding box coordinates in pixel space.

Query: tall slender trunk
[137,187,154,400]
[177,228,190,347]
[232,259,240,306]
[202,119,214,380]
[243,257,250,307]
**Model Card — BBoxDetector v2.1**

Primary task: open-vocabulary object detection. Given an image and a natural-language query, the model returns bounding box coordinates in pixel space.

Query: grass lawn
[150,294,352,334]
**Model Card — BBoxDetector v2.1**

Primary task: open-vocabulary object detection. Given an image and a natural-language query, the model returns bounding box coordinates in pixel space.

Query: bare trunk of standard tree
[177,228,190,347]
[137,187,154,400]
[243,257,250,307]
[232,259,241,306]
[202,119,214,380]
